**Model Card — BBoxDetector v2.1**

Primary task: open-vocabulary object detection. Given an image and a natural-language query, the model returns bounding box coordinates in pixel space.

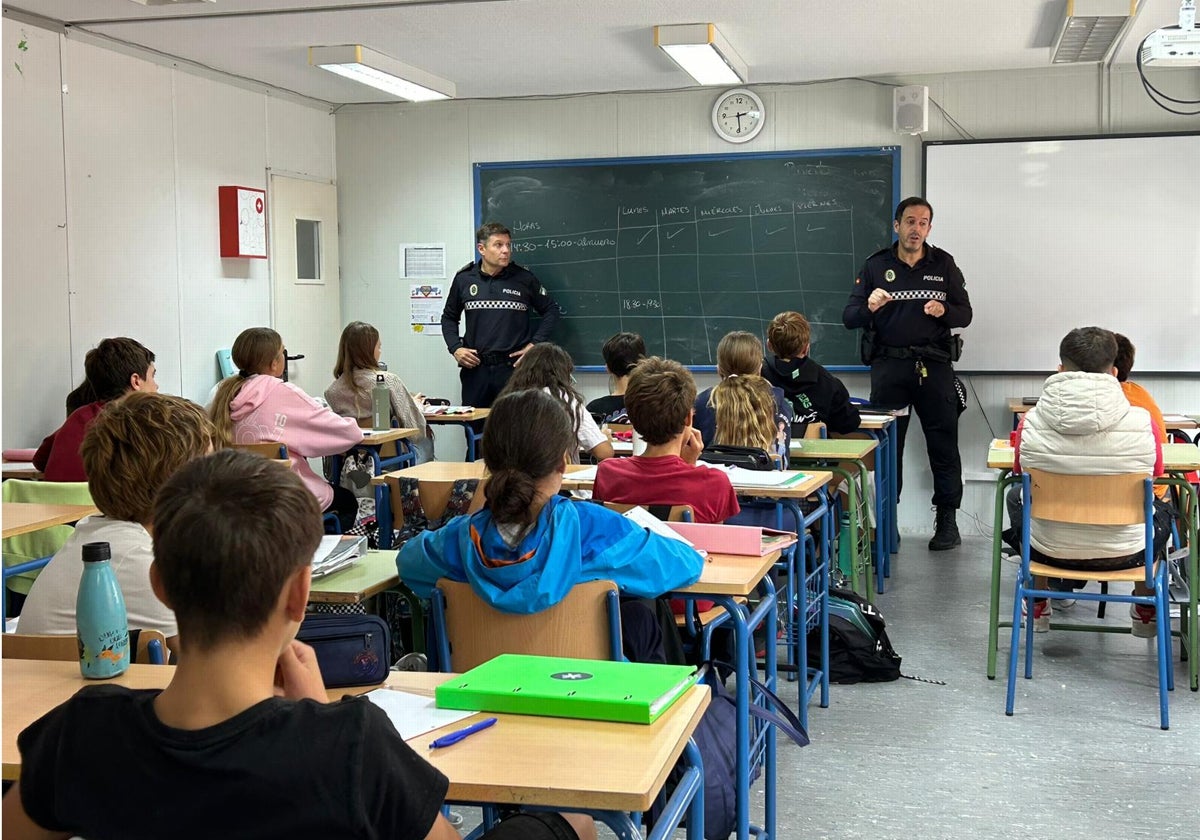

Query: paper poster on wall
[410,283,445,335]
[400,243,446,280]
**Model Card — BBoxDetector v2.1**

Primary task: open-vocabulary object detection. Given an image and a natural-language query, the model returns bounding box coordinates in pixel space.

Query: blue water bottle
[76,542,130,679]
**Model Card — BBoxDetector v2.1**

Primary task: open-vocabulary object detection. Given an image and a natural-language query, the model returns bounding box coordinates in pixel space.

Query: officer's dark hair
[1113,333,1136,383]
[894,196,933,223]
[476,222,512,245]
[1059,327,1117,374]
[601,332,646,378]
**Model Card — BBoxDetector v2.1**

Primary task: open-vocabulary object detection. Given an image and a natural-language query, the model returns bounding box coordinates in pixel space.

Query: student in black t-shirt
[4,449,594,840]
[586,331,645,423]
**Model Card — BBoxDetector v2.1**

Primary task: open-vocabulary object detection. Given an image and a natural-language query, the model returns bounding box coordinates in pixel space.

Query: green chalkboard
[474,148,899,369]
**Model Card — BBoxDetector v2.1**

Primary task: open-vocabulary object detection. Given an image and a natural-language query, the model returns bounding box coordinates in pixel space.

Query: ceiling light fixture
[654,23,747,86]
[1051,0,1137,63]
[308,45,455,102]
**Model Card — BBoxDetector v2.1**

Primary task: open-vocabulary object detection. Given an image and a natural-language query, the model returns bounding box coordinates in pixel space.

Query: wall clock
[711,88,765,143]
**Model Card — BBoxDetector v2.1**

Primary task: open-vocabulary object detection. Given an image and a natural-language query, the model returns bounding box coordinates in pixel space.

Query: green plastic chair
[2,479,93,606]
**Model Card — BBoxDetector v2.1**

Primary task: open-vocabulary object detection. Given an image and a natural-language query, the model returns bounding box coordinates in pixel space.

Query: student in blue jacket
[398,388,705,663]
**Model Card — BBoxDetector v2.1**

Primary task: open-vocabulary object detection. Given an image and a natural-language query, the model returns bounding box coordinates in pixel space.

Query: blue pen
[429,717,498,749]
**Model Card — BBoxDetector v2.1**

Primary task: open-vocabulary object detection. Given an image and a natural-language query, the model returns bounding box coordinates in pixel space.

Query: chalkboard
[474,148,899,369]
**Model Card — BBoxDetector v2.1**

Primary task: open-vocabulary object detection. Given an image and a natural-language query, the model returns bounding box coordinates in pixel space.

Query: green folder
[435,654,699,725]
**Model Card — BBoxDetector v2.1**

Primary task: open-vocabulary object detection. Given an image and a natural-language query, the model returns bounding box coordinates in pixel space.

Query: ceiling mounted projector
[1140,27,1200,65]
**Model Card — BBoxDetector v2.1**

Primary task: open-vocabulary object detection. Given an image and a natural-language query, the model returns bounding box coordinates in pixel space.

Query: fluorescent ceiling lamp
[309,45,455,101]
[654,23,747,86]
[1051,0,1137,63]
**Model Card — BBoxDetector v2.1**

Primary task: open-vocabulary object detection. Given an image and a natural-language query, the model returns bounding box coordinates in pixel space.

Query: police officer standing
[441,222,562,407]
[843,197,972,550]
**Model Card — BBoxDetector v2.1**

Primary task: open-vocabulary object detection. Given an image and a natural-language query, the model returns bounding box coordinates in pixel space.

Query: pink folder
[665,522,797,556]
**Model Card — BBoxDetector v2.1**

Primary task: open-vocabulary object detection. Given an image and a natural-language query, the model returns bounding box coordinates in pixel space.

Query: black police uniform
[842,242,972,509]
[440,260,562,408]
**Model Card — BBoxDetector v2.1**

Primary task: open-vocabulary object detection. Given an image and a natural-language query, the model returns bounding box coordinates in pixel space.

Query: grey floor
[463,535,1199,840]
[769,536,1199,840]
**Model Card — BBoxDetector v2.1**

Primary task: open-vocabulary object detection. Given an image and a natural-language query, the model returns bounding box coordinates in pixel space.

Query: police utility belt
[478,350,516,367]
[861,331,963,365]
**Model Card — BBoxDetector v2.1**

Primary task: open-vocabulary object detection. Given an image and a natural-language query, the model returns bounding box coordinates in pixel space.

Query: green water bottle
[372,374,390,430]
[76,542,130,679]
[837,512,853,580]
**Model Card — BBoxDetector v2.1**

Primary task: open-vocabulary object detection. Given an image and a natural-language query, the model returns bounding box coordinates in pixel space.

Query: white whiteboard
[924,134,1200,373]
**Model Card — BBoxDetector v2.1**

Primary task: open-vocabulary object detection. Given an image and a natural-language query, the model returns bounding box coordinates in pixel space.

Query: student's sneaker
[1021,599,1052,633]
[1130,604,1157,638]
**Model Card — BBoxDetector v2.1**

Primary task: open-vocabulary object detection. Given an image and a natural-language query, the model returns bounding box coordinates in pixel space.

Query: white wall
[334,63,1199,536]
[2,20,336,448]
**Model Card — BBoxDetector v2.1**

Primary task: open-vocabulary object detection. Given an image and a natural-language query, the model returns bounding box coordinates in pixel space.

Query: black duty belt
[876,344,952,364]
[478,350,516,366]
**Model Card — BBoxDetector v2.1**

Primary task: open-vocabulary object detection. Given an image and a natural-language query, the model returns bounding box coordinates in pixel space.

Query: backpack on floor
[808,588,902,684]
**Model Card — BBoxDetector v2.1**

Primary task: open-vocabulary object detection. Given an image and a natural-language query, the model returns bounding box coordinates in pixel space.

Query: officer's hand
[453,347,480,368]
[509,343,535,366]
[867,289,893,312]
[923,300,946,318]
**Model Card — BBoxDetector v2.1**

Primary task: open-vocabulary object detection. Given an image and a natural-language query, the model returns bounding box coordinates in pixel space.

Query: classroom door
[269,174,341,397]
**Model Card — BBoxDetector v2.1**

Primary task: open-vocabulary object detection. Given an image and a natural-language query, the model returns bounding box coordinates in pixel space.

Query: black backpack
[807,588,902,684]
[699,444,772,471]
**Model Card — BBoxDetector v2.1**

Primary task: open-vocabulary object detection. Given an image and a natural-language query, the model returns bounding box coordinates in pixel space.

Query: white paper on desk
[364,688,474,740]
[697,463,806,487]
[567,465,598,482]
[858,413,894,423]
[311,535,367,578]
[622,506,706,556]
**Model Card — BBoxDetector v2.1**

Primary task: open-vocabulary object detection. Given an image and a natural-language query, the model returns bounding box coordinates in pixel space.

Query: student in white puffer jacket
[1007,326,1163,635]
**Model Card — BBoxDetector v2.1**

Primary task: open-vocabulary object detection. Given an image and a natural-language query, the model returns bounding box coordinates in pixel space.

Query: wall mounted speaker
[893,85,929,134]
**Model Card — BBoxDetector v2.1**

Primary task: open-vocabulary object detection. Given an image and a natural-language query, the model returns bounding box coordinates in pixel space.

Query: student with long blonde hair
[712,374,786,461]
[324,321,433,463]
[209,327,363,532]
[693,331,792,453]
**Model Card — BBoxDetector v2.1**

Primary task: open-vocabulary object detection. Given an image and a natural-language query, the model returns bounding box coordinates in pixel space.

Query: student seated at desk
[324,320,434,463]
[33,337,159,482]
[18,393,215,654]
[761,310,861,437]
[713,374,797,529]
[209,327,363,533]
[1005,327,1166,635]
[593,356,739,525]
[585,331,645,424]
[693,330,793,454]
[5,450,594,840]
[398,389,704,663]
[496,343,613,462]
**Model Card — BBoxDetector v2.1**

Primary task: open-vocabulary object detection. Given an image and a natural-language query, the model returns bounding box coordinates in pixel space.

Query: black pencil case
[296,613,391,688]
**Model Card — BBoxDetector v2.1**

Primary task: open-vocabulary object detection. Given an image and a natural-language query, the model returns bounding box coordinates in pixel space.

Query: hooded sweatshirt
[398,495,704,614]
[1015,371,1160,558]
[229,375,363,509]
[762,354,861,436]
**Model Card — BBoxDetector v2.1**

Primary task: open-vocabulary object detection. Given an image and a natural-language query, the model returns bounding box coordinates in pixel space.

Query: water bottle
[372,374,390,430]
[76,542,130,679]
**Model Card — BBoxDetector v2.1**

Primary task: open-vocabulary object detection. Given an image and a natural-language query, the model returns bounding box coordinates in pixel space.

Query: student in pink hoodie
[209,327,363,532]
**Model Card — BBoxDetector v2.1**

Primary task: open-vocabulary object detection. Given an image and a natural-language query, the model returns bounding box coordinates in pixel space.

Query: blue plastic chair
[1005,469,1173,730]
[216,348,235,379]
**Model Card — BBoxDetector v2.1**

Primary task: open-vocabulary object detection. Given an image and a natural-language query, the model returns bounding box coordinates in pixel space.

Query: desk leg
[865,429,890,594]
[886,419,899,559]
[987,472,1018,680]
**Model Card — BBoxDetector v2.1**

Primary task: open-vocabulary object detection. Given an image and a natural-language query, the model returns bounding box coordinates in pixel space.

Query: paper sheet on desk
[364,688,475,740]
[622,506,706,557]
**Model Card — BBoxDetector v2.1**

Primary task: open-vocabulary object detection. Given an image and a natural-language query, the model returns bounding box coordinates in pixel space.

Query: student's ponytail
[482,389,575,527]
[208,327,284,445]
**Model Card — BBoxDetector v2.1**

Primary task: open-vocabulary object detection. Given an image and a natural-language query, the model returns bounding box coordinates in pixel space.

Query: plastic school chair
[231,443,342,534]
[1005,469,1174,730]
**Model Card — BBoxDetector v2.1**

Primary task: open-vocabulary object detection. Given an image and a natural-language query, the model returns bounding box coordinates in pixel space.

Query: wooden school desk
[1012,398,1200,438]
[1,463,42,481]
[983,440,1200,689]
[308,550,398,606]
[3,661,709,840]
[424,408,491,462]
[788,437,877,599]
[2,503,98,539]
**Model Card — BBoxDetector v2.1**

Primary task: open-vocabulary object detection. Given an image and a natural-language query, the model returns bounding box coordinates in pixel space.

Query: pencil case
[297,613,391,687]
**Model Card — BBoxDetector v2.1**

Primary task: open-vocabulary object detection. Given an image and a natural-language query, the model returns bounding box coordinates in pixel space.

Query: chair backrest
[804,422,827,440]
[216,348,235,379]
[1025,468,1149,526]
[3,629,168,665]
[232,441,289,460]
[599,501,694,522]
[431,578,622,671]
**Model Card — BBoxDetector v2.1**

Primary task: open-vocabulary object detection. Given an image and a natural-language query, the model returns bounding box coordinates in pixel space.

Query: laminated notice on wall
[410,283,445,336]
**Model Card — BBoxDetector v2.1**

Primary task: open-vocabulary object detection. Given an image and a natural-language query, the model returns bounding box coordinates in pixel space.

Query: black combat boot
[928,505,961,551]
